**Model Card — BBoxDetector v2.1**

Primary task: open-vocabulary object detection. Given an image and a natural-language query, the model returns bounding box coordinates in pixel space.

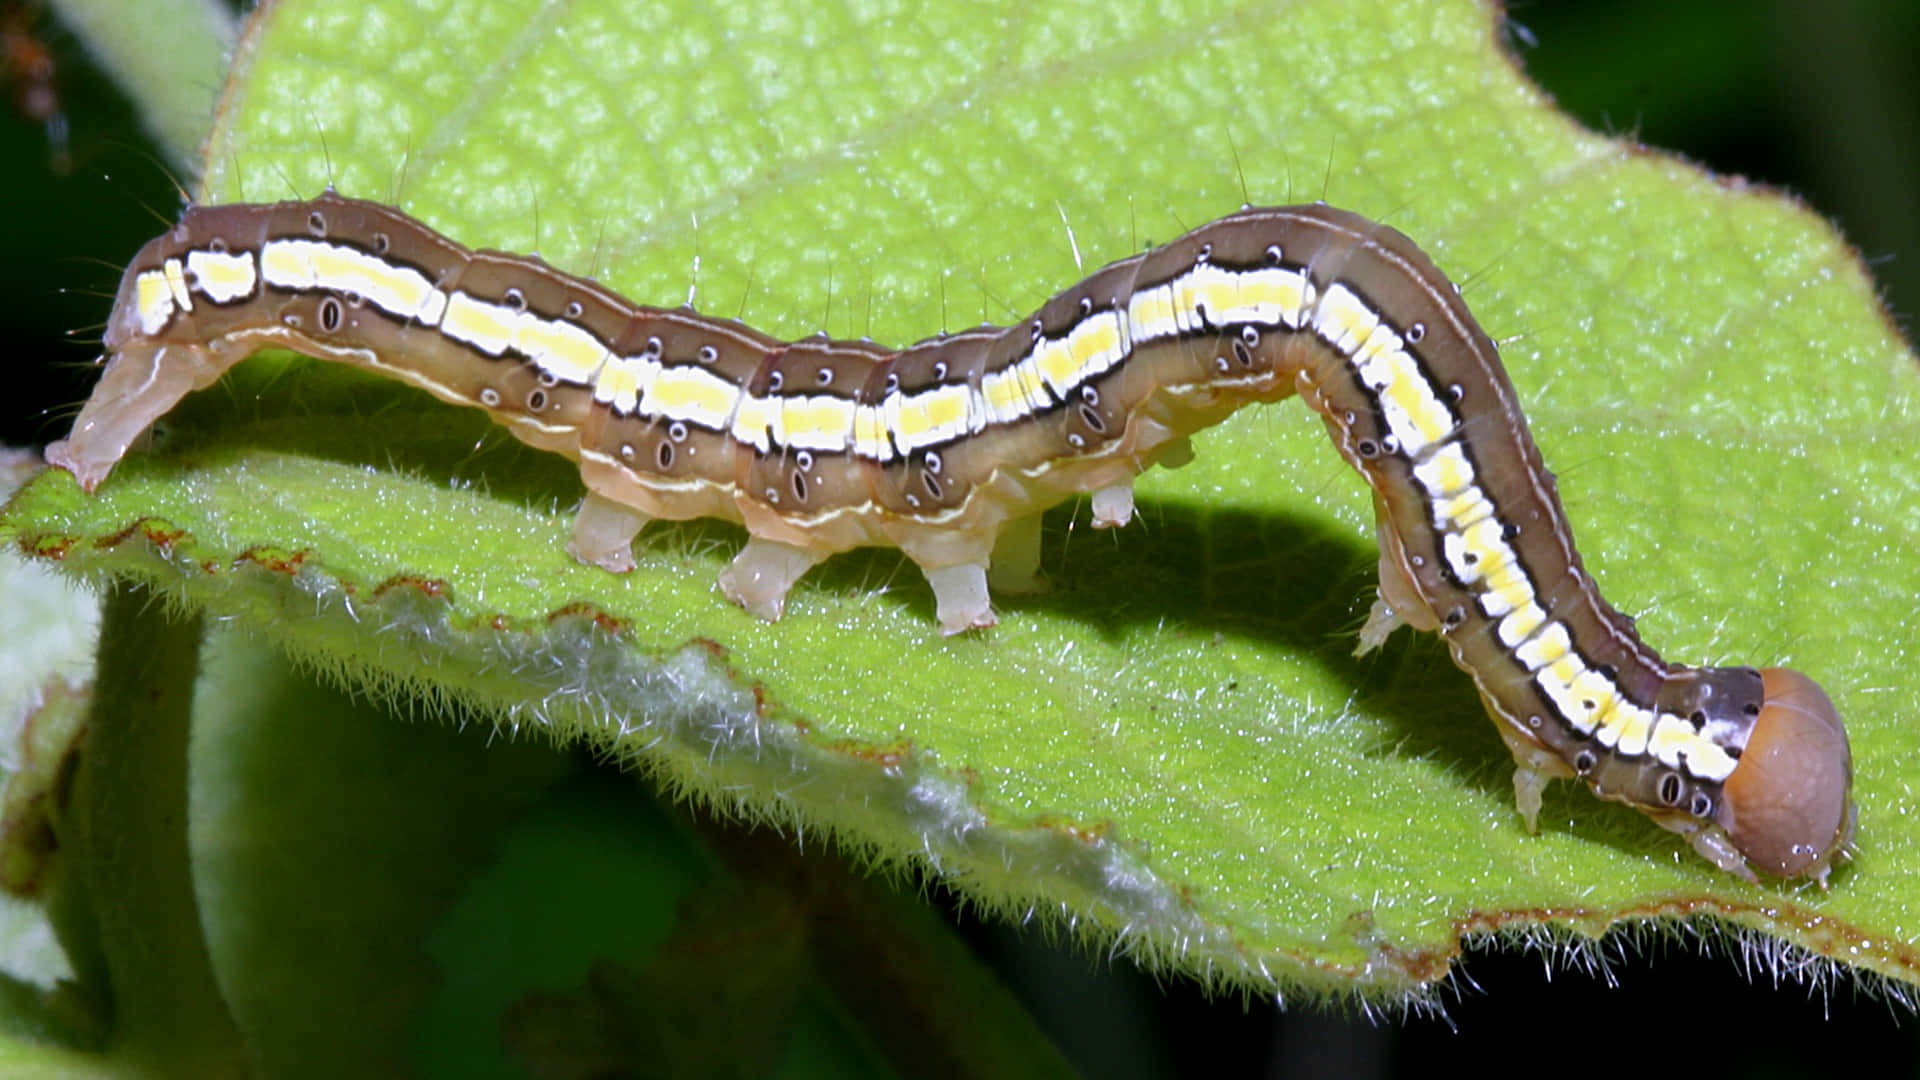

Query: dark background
[3,0,1915,1074]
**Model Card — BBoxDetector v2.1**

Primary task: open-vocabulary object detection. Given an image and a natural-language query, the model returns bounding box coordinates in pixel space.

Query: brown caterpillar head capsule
[1716,667,1855,881]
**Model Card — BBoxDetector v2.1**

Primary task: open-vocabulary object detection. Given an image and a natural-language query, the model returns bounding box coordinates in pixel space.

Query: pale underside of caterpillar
[47,192,1855,883]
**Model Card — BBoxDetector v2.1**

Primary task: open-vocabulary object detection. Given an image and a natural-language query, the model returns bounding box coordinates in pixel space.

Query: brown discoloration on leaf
[23,534,76,560]
[232,546,311,575]
[829,740,912,769]
[370,575,448,600]
[94,518,187,554]
[547,602,629,635]
[1034,817,1112,846]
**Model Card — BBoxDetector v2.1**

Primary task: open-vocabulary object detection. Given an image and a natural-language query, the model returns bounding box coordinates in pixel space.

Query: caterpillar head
[1716,668,1855,882]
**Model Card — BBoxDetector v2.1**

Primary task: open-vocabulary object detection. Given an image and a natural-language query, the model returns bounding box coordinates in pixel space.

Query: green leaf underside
[9,0,1920,999]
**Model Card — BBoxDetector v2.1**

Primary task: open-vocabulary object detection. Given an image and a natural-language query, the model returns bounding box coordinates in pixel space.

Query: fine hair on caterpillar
[46,192,1855,884]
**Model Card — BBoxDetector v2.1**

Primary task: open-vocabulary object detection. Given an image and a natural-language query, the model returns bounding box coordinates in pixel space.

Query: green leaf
[46,0,235,173]
[7,0,1919,1050]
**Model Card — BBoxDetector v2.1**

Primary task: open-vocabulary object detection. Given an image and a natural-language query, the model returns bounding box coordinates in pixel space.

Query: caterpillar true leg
[1356,492,1439,655]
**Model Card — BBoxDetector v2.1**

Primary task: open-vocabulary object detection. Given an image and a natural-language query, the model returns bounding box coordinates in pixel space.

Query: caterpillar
[46,192,1855,883]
